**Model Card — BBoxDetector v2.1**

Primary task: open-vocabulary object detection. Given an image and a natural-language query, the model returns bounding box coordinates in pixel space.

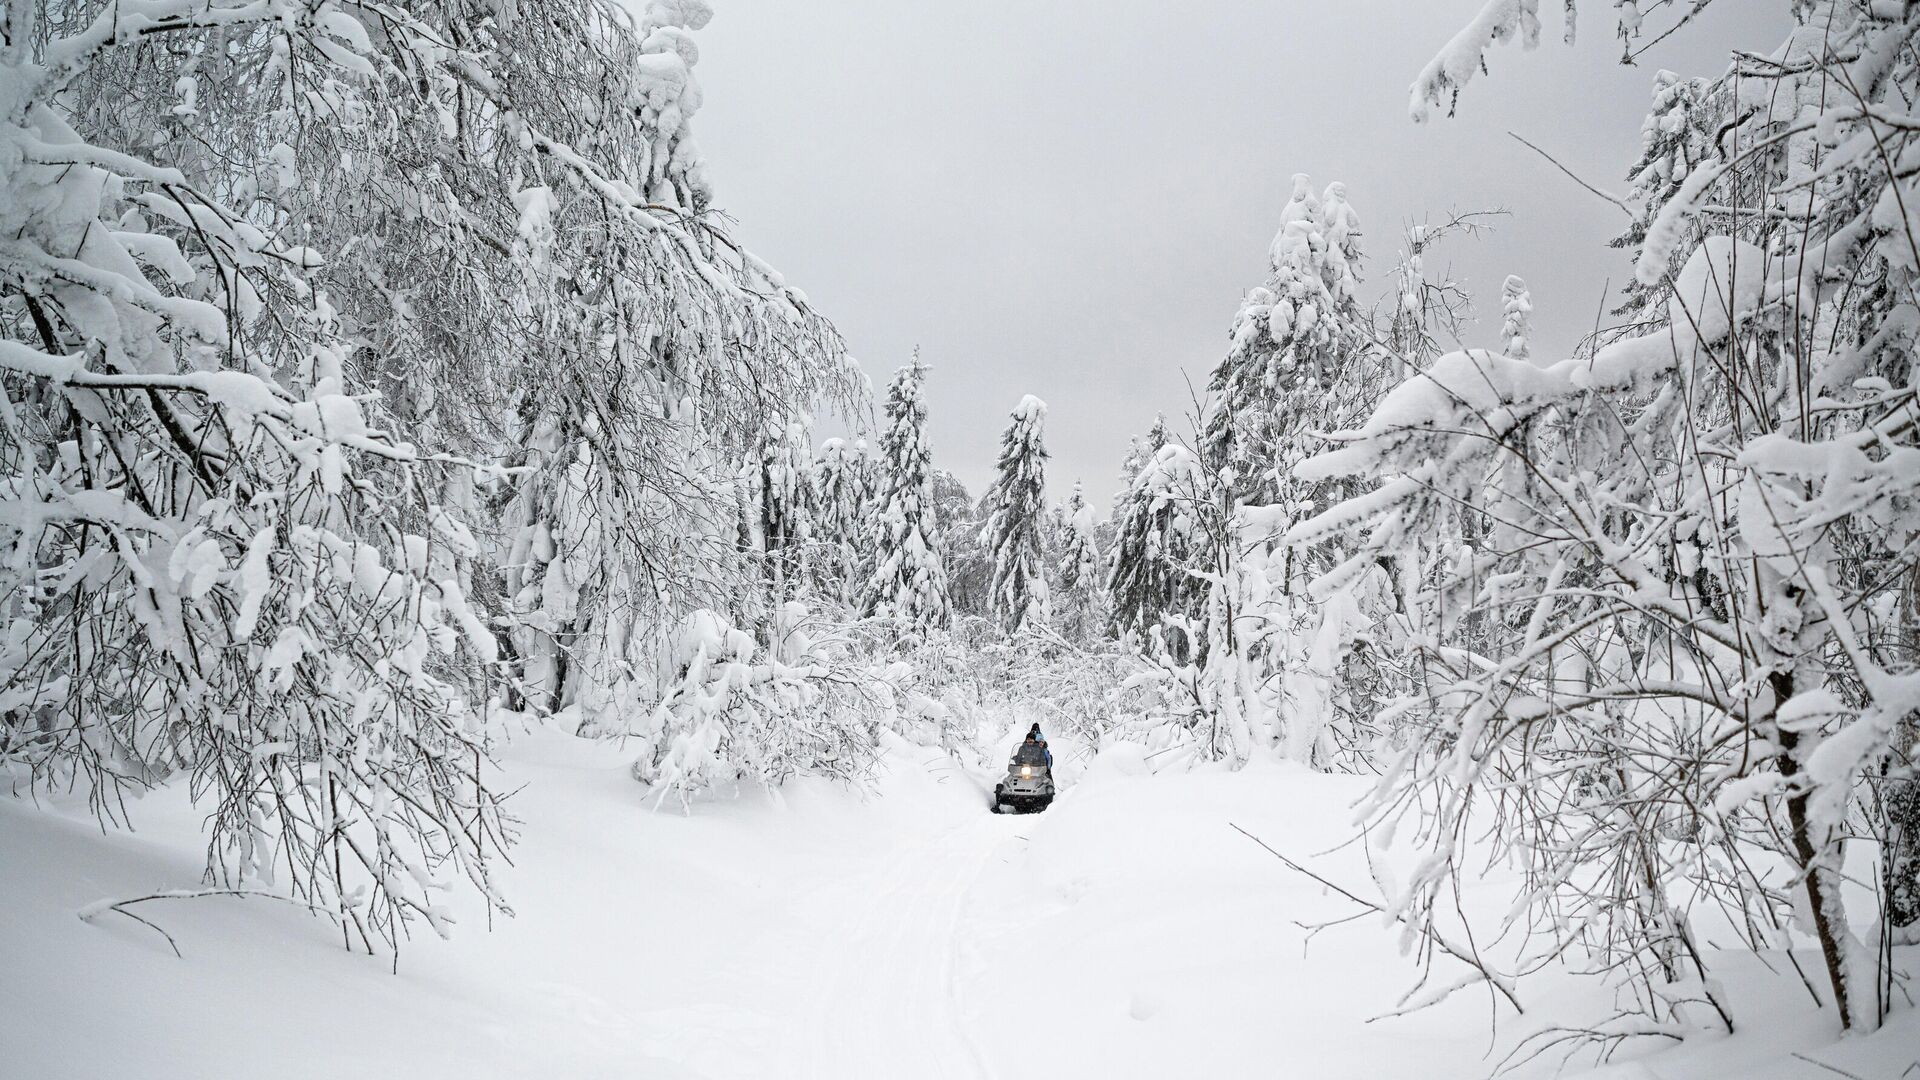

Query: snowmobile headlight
[1020,765,1034,778]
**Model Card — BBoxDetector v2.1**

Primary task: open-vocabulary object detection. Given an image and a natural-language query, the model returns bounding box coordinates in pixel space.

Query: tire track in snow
[804,814,1012,1080]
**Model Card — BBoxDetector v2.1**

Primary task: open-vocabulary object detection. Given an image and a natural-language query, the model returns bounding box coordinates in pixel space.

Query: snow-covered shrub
[634,605,884,806]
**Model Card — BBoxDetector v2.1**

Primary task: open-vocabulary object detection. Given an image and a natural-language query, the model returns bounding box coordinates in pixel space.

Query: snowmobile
[993,743,1055,813]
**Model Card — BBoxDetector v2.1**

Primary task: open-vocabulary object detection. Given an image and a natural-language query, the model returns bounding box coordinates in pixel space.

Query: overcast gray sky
[693,1,1787,507]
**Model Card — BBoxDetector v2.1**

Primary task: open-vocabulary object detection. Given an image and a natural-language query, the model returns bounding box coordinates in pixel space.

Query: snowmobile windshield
[1013,744,1049,766]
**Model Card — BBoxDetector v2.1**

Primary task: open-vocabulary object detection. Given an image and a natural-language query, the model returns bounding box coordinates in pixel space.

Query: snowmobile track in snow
[804,814,1013,1080]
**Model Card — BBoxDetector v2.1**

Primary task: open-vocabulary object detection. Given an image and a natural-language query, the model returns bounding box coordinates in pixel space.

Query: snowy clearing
[5,731,1913,1079]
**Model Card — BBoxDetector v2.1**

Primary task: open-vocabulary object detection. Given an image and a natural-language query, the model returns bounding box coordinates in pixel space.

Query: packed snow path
[804,813,1011,1079]
[5,729,1917,1079]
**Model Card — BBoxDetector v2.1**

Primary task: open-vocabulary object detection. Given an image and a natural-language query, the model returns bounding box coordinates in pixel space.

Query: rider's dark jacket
[1014,741,1051,768]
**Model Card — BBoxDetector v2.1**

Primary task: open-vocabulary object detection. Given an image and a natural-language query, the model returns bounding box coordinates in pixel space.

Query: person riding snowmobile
[1025,724,1052,769]
[1018,729,1051,770]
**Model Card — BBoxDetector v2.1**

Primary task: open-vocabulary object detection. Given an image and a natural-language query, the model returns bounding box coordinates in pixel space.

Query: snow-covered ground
[3,730,1915,1079]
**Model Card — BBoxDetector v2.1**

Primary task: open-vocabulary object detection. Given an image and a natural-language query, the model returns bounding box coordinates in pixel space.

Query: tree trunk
[1769,670,1864,1031]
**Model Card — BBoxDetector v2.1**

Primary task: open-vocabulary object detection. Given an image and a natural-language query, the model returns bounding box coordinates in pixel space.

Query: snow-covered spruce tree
[1202,174,1369,502]
[982,396,1051,634]
[1499,274,1533,359]
[1195,172,1379,609]
[1294,0,1920,1042]
[862,357,950,633]
[1109,413,1172,526]
[1107,439,1213,663]
[1054,481,1105,642]
[0,1,517,950]
[1185,174,1401,767]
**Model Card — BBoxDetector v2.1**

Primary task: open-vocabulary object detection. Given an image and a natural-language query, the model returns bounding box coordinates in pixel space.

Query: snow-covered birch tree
[0,0,523,952]
[1297,0,1920,1043]
[1,0,867,944]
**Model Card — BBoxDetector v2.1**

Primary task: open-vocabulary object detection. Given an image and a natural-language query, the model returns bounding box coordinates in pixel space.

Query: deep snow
[3,730,1915,1079]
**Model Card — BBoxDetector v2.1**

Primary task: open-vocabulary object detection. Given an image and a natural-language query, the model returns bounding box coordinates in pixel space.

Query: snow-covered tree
[1499,274,1533,359]
[1112,414,1173,519]
[1108,441,1212,660]
[982,396,1051,634]
[1055,481,1105,641]
[1202,173,1371,502]
[863,357,950,632]
[927,469,977,537]
[0,0,524,950]
[633,605,882,806]
[1,0,866,945]
[936,474,995,621]
[1155,174,1402,770]
[1303,0,1920,1040]
[813,437,867,603]
[756,415,816,597]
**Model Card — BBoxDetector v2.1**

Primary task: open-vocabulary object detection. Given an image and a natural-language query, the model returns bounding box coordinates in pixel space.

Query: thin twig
[1508,131,1635,218]
[1791,1052,1868,1080]
[78,887,339,958]
[1230,822,1524,1014]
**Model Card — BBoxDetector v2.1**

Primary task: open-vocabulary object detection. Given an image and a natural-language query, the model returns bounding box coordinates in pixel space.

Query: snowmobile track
[804,814,1012,1080]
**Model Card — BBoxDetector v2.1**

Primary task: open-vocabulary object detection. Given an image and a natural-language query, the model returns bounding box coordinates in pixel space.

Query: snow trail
[805,812,1014,1079]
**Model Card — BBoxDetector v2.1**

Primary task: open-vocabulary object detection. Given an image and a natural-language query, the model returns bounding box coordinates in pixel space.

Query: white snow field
[3,728,1915,1080]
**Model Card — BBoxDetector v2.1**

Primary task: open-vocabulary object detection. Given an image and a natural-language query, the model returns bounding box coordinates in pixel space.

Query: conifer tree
[1056,481,1105,641]
[1059,482,1100,594]
[1113,414,1173,518]
[1202,173,1370,503]
[983,396,1051,633]
[862,356,950,631]
[1108,443,1208,658]
[1499,275,1533,359]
